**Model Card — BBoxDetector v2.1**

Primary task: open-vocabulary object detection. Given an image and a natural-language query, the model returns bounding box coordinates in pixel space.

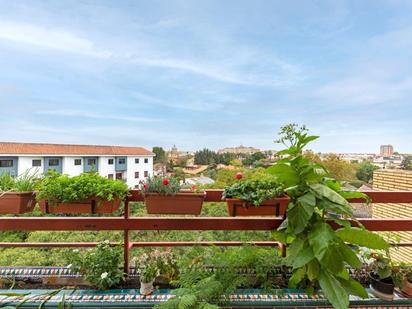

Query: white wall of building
[99,156,116,178]
[126,156,153,188]
[17,156,43,177]
[63,157,84,176]
[2,154,154,188]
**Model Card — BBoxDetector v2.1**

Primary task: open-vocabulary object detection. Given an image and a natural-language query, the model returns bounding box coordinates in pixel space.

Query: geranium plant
[269,124,389,309]
[140,176,181,195]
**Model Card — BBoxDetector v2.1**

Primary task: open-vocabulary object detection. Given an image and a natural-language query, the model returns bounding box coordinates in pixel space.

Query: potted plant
[134,249,177,295]
[0,171,37,214]
[36,171,129,214]
[222,175,288,216]
[393,262,412,297]
[141,176,205,215]
[364,251,395,300]
[68,240,125,289]
[269,124,389,309]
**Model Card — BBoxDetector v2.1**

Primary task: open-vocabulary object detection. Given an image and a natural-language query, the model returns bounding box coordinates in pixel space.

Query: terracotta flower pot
[0,191,36,214]
[39,198,121,214]
[140,279,154,295]
[401,277,412,297]
[225,196,290,217]
[144,192,205,215]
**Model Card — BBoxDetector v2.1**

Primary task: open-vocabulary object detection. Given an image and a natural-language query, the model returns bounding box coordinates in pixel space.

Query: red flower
[143,183,149,190]
[162,178,170,186]
[191,185,196,192]
[235,172,243,180]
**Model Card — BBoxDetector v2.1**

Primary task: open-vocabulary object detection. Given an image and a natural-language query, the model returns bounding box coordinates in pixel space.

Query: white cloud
[36,109,158,122]
[0,20,302,87]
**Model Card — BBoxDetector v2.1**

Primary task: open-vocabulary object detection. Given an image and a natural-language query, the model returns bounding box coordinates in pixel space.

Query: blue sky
[0,0,412,153]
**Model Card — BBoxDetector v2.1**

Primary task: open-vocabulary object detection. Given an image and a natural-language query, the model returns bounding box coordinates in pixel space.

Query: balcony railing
[0,189,411,274]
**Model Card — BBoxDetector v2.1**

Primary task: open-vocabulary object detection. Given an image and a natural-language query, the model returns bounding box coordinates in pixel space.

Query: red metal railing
[0,189,411,274]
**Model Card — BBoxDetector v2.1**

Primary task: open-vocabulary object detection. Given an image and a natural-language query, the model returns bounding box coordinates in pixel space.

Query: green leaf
[337,241,362,269]
[272,230,287,243]
[298,192,316,207]
[318,270,349,309]
[292,241,315,269]
[339,191,370,203]
[178,294,197,309]
[307,259,320,281]
[320,245,344,274]
[308,222,335,260]
[336,227,389,249]
[267,163,300,187]
[338,277,368,299]
[310,184,349,206]
[287,198,315,234]
[288,267,306,288]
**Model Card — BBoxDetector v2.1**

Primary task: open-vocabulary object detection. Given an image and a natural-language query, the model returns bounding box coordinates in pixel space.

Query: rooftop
[0,142,154,156]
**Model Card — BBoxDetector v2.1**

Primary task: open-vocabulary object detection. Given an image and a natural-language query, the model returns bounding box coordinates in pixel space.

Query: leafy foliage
[153,146,167,164]
[356,161,379,183]
[68,240,125,289]
[222,176,283,206]
[155,246,283,309]
[400,155,412,170]
[36,170,129,204]
[269,124,388,309]
[0,171,38,192]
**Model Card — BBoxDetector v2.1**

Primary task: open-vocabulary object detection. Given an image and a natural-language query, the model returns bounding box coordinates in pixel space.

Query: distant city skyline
[1,1,412,152]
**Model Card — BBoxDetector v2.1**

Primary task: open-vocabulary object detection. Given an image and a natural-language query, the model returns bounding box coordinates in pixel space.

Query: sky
[0,0,412,153]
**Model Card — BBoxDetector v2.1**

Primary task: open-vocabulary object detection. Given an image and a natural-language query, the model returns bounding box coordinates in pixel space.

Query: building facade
[0,142,155,188]
[217,145,260,155]
[380,144,394,156]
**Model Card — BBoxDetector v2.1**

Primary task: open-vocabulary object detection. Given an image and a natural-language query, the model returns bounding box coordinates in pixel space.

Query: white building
[0,142,155,188]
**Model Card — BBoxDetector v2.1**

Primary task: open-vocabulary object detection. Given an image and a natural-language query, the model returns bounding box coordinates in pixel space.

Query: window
[108,174,113,180]
[144,158,149,163]
[0,160,13,167]
[74,159,82,166]
[118,158,126,164]
[87,159,96,166]
[48,159,59,166]
[116,173,123,180]
[135,158,140,164]
[32,160,41,167]
[108,159,114,165]
[135,171,139,179]
[144,171,148,177]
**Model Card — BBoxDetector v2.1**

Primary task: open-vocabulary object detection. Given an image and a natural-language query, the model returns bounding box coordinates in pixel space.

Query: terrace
[0,189,411,308]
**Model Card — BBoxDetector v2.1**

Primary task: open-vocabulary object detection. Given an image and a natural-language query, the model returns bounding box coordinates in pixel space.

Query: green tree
[152,146,167,164]
[400,155,412,170]
[194,149,218,165]
[356,161,379,183]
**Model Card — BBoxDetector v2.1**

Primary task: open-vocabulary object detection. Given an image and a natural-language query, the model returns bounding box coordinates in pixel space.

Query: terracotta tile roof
[0,142,154,156]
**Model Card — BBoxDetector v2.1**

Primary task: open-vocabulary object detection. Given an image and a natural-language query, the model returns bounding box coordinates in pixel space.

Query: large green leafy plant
[268,124,389,309]
[36,170,129,204]
[0,171,38,192]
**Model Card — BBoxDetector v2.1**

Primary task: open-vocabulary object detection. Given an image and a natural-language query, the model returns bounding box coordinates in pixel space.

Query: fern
[178,294,197,309]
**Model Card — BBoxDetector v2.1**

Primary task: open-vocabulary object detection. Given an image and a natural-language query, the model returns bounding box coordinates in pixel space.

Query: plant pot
[39,198,121,214]
[225,196,289,217]
[140,280,154,295]
[369,272,394,300]
[144,192,205,215]
[0,192,36,214]
[401,277,412,297]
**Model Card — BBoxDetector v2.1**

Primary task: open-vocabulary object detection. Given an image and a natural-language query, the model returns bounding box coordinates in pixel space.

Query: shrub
[140,176,181,195]
[0,171,38,192]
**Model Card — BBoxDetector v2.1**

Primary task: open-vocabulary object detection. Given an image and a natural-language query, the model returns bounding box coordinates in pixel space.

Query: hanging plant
[268,124,389,309]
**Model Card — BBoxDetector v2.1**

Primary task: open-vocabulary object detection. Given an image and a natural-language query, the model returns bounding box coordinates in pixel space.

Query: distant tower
[380,145,394,156]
